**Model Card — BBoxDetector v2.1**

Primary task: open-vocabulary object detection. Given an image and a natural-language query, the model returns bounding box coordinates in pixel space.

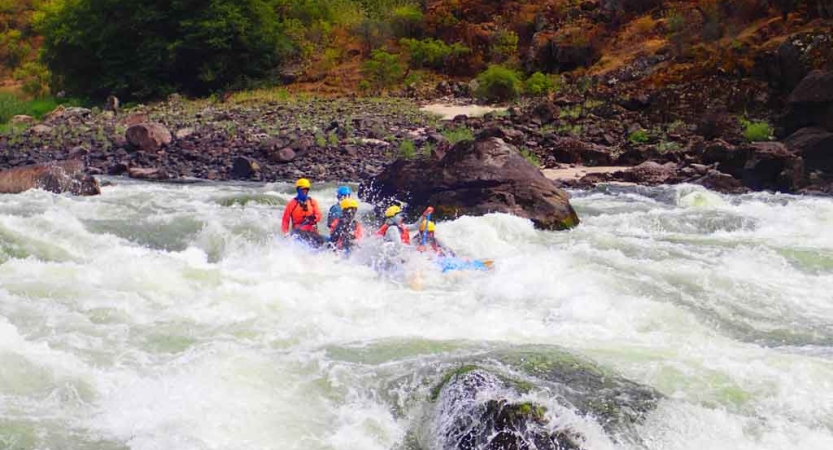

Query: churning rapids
[1,180,833,450]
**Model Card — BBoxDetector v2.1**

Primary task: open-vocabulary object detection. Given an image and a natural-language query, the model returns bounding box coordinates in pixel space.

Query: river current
[1,180,832,450]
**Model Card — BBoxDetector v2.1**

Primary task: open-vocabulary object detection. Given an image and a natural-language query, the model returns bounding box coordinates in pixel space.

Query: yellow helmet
[295,178,311,189]
[340,198,359,210]
[419,221,436,232]
[384,205,402,218]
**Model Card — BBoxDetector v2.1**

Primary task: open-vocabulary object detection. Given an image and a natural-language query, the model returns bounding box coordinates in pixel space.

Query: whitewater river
[1,180,832,450]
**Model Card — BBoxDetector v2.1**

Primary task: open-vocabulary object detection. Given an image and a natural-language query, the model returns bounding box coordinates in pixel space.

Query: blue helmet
[337,186,352,197]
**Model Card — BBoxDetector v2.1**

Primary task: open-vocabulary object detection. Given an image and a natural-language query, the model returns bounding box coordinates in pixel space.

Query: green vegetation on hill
[0,0,831,102]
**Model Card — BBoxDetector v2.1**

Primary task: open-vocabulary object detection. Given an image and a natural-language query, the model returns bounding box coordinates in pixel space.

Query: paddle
[418,207,433,252]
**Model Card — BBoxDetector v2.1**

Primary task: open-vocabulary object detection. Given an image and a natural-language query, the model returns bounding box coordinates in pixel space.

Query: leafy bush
[399,38,470,71]
[525,72,555,97]
[0,29,30,68]
[490,30,519,63]
[442,127,474,144]
[520,147,541,166]
[475,65,523,102]
[39,0,292,100]
[628,129,650,144]
[0,93,71,123]
[399,139,417,158]
[13,61,50,98]
[390,4,423,38]
[353,18,391,55]
[0,92,26,123]
[741,119,772,142]
[361,49,404,92]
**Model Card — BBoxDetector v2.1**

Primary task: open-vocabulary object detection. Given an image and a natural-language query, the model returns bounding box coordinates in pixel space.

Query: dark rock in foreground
[0,160,100,196]
[361,136,580,230]
[406,346,662,450]
[431,369,582,450]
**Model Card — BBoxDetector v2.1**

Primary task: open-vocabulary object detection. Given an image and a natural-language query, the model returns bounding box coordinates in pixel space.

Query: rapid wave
[1,180,832,450]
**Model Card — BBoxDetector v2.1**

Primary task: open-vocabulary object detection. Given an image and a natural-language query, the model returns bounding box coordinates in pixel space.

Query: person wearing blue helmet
[327,185,353,228]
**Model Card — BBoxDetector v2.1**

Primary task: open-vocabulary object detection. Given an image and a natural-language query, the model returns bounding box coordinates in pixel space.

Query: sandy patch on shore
[542,166,629,180]
[421,104,507,120]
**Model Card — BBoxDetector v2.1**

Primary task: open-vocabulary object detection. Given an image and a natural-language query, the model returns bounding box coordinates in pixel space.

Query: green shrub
[475,65,523,102]
[559,106,582,119]
[442,127,474,144]
[0,93,71,124]
[657,141,682,153]
[525,72,555,97]
[0,92,26,124]
[741,119,772,142]
[315,132,327,147]
[399,139,417,158]
[628,129,650,144]
[361,49,404,92]
[520,147,541,166]
[490,29,519,63]
[327,131,339,146]
[0,29,30,68]
[399,38,470,71]
[13,61,50,98]
[39,0,292,100]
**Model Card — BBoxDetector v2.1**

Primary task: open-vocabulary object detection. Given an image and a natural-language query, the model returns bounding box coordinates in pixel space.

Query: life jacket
[329,219,363,250]
[283,197,321,234]
[415,232,440,253]
[376,222,410,244]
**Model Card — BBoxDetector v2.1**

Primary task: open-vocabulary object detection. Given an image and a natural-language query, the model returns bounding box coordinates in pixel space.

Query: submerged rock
[0,160,100,196]
[398,346,663,450]
[362,137,580,230]
[429,369,582,450]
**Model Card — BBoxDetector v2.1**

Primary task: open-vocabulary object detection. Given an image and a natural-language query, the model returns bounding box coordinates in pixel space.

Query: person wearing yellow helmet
[375,204,433,246]
[414,219,454,257]
[327,185,353,229]
[282,178,324,246]
[328,197,363,253]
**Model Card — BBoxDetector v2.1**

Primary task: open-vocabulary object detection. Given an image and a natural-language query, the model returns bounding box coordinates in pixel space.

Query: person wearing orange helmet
[282,178,323,246]
[328,197,363,253]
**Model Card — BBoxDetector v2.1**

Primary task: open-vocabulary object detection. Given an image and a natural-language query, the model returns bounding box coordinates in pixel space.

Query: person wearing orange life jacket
[414,220,455,257]
[375,205,432,245]
[281,178,324,246]
[328,198,363,253]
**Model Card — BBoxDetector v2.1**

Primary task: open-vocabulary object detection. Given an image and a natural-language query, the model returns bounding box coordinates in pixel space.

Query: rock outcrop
[0,160,100,196]
[783,70,833,135]
[126,122,173,152]
[362,136,580,230]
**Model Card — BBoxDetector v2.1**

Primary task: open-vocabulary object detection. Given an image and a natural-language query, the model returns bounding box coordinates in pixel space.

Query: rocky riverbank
[1,68,832,196]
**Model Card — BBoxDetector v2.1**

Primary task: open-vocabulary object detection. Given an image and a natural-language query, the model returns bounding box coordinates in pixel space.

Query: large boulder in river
[0,160,100,196]
[361,137,580,230]
[417,347,662,450]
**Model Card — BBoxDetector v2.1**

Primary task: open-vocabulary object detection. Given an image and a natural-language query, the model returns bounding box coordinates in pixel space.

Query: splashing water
[1,180,832,450]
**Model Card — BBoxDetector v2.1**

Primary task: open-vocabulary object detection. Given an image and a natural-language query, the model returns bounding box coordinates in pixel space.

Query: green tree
[490,29,518,63]
[390,4,423,38]
[361,49,403,92]
[475,65,523,102]
[524,72,555,97]
[13,61,49,97]
[39,0,292,100]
